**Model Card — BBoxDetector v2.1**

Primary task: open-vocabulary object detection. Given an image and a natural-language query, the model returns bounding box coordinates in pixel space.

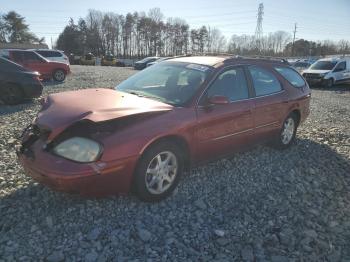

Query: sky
[1,0,350,48]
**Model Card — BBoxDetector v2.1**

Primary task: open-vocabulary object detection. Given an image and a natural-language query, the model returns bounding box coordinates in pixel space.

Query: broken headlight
[53,137,102,163]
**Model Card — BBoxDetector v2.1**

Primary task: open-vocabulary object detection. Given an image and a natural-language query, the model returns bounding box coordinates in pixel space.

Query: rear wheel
[1,83,23,105]
[134,142,184,202]
[273,113,298,150]
[53,69,66,82]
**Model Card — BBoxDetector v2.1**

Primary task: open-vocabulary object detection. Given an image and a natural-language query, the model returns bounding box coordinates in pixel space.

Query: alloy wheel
[54,70,65,81]
[145,151,178,195]
[281,117,295,145]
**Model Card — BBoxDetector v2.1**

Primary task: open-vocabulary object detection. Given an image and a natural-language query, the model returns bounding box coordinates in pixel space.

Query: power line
[254,3,264,51]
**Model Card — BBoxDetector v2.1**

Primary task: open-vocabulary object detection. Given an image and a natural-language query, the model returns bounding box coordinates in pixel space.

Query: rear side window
[37,50,62,57]
[274,67,306,88]
[23,51,42,61]
[248,66,282,96]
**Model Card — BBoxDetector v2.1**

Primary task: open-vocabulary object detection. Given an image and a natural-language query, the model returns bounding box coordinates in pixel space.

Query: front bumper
[23,82,43,98]
[17,129,138,197]
[304,77,323,85]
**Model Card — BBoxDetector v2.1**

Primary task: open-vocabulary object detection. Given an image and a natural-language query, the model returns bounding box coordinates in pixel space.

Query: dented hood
[36,88,173,140]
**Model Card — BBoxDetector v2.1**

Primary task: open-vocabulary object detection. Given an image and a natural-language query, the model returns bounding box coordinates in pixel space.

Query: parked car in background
[0,49,70,82]
[292,60,313,73]
[146,57,171,67]
[68,53,81,65]
[0,57,43,105]
[18,55,310,201]
[102,54,117,66]
[31,49,69,64]
[80,53,96,66]
[302,56,350,87]
[134,57,159,70]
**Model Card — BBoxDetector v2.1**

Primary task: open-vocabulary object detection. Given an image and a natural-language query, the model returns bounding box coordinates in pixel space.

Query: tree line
[0,11,44,44]
[56,8,227,58]
[1,9,349,58]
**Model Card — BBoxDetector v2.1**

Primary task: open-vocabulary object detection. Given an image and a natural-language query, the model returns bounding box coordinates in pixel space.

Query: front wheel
[134,142,184,202]
[1,83,23,105]
[273,113,298,150]
[53,69,66,82]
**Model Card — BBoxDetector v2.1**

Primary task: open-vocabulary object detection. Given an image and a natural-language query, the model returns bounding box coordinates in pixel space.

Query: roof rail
[227,55,290,65]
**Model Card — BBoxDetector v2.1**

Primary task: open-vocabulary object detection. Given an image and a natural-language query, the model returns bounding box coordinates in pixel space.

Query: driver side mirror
[207,95,230,105]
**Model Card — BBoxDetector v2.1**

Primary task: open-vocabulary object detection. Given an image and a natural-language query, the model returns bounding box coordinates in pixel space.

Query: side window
[12,51,24,63]
[207,67,249,101]
[38,51,62,57]
[248,66,282,96]
[335,61,346,71]
[274,67,306,88]
[23,52,42,62]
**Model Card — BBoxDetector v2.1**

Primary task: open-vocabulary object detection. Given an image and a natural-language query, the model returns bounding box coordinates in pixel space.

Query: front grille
[304,73,321,79]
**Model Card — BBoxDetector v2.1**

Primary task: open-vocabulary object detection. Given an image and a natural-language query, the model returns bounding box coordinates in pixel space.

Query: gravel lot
[0,65,349,261]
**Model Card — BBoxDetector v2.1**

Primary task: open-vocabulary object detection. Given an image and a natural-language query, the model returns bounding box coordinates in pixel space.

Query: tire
[0,83,24,105]
[273,113,298,150]
[134,142,184,202]
[53,69,66,82]
[323,78,334,88]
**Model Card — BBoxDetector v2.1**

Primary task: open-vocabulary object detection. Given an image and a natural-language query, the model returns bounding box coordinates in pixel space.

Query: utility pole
[254,3,264,53]
[291,23,297,57]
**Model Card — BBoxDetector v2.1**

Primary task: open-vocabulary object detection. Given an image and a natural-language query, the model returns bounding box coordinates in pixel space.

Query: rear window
[36,50,63,57]
[274,67,306,88]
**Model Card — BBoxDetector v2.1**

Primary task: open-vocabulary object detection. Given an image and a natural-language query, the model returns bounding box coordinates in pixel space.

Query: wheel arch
[289,109,301,126]
[139,134,192,170]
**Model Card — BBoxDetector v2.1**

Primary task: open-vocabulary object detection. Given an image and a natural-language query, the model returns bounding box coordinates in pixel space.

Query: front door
[195,66,254,163]
[333,61,348,82]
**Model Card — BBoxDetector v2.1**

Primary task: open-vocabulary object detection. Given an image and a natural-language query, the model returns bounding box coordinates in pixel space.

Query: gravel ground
[0,65,349,261]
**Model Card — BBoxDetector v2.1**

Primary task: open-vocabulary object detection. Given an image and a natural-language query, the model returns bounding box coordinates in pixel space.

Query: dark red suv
[3,49,70,82]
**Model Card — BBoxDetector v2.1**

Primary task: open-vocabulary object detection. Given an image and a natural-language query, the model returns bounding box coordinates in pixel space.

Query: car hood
[36,88,173,140]
[303,69,331,74]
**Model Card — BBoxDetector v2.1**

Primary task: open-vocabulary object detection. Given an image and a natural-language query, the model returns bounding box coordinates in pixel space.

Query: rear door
[195,66,255,163]
[22,51,50,76]
[247,65,287,142]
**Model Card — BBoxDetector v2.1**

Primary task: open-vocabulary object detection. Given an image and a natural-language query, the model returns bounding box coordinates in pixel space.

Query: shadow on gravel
[0,138,349,260]
[0,99,37,116]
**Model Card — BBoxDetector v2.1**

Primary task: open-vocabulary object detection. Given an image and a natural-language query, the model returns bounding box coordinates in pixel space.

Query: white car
[302,57,350,88]
[32,49,69,65]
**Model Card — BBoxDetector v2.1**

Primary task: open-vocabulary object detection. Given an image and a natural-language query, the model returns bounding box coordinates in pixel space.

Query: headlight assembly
[53,137,102,163]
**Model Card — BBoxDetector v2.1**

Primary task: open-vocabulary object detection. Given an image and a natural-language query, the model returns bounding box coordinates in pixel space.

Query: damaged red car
[18,56,310,201]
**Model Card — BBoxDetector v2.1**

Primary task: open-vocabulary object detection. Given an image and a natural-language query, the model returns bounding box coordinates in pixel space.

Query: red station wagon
[3,49,70,82]
[18,56,311,201]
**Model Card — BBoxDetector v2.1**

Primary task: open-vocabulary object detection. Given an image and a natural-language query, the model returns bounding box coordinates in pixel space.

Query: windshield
[139,57,157,63]
[294,62,309,68]
[310,61,336,70]
[116,62,212,106]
